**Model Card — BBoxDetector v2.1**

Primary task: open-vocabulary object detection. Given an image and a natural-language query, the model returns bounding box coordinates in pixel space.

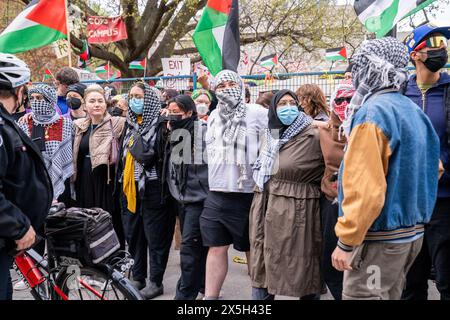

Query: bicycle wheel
[57,266,141,300]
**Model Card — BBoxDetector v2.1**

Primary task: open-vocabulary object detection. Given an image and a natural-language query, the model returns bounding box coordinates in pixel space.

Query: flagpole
[64,0,72,68]
[107,61,111,80]
[144,57,148,79]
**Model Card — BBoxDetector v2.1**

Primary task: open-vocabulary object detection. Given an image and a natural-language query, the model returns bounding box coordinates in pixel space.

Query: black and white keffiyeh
[18,85,73,199]
[122,83,161,196]
[252,111,312,190]
[213,70,249,188]
[29,84,60,125]
[342,37,409,137]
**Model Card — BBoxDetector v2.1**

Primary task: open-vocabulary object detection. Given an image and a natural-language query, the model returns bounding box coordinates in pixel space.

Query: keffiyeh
[214,70,249,189]
[29,84,60,125]
[342,37,409,137]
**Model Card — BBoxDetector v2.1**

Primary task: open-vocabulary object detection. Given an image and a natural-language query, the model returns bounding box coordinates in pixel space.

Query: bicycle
[10,205,143,300]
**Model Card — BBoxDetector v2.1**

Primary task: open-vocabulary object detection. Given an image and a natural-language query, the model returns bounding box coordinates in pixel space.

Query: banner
[52,39,69,59]
[161,58,191,90]
[87,16,128,44]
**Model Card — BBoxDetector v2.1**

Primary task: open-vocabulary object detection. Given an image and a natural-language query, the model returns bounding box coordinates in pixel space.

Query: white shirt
[205,104,268,193]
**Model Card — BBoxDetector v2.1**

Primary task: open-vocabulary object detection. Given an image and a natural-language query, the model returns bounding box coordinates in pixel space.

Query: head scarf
[330,82,355,122]
[29,84,60,125]
[342,37,409,137]
[253,90,312,190]
[191,89,212,102]
[127,83,161,133]
[268,89,299,132]
[213,70,248,189]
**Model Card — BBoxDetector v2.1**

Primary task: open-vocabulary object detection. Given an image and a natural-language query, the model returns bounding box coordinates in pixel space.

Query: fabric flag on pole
[43,68,53,81]
[79,40,90,61]
[129,58,146,70]
[0,0,67,53]
[325,47,347,61]
[95,64,109,74]
[354,0,437,38]
[259,54,278,68]
[192,0,240,76]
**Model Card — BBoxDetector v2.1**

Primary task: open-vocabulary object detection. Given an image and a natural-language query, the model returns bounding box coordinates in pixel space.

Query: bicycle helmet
[0,53,31,89]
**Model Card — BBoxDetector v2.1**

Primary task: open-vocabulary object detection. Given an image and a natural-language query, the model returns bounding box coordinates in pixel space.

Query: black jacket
[0,103,53,250]
[155,118,209,204]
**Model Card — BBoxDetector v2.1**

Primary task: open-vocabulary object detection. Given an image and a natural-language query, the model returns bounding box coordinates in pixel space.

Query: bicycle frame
[13,249,109,300]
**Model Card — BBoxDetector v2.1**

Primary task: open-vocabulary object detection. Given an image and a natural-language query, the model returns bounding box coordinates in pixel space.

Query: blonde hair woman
[72,84,126,246]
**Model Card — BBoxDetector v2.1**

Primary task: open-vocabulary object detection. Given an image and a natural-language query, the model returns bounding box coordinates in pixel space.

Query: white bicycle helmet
[0,53,31,89]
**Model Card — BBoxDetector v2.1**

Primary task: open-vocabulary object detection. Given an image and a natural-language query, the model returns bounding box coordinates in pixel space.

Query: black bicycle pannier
[44,207,120,265]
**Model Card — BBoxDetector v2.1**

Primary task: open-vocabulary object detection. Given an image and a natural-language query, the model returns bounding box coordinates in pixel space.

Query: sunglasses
[334,97,352,105]
[414,35,448,51]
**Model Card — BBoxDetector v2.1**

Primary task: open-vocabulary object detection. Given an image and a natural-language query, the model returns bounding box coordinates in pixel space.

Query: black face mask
[170,116,192,130]
[423,48,448,73]
[67,97,82,110]
[110,107,124,117]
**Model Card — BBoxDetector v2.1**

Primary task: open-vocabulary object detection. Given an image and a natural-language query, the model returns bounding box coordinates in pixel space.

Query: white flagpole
[64,0,72,68]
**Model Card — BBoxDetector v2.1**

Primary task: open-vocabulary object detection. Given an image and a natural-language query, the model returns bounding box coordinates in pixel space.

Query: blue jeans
[0,251,13,300]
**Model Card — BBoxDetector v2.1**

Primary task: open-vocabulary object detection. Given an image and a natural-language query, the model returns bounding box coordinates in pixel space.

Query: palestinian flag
[259,54,278,68]
[79,40,90,61]
[42,68,53,81]
[0,0,67,54]
[192,0,240,76]
[354,0,437,38]
[95,64,109,74]
[325,47,347,61]
[129,58,146,70]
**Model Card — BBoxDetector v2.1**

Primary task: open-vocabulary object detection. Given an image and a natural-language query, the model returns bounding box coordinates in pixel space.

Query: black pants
[320,195,343,300]
[403,197,450,300]
[0,251,13,300]
[175,202,208,300]
[121,180,176,286]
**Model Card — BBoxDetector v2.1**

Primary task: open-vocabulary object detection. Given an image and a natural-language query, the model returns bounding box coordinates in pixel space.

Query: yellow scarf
[122,116,143,213]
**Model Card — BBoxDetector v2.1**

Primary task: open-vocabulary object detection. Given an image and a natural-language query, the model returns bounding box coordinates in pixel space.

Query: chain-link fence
[36,64,450,103]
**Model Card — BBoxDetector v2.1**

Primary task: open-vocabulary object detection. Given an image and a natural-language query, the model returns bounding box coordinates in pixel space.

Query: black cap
[67,82,87,97]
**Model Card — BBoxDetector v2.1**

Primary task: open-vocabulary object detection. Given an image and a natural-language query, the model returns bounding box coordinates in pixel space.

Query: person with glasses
[250,89,324,300]
[318,81,355,300]
[402,24,450,300]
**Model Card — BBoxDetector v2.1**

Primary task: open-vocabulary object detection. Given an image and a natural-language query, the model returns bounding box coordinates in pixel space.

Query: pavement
[12,246,441,300]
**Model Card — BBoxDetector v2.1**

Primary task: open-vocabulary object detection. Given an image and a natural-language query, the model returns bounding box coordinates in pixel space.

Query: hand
[18,112,33,124]
[312,120,328,128]
[160,108,169,116]
[332,246,353,271]
[15,226,36,251]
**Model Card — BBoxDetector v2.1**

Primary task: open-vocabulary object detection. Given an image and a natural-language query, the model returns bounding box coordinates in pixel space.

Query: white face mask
[196,103,209,116]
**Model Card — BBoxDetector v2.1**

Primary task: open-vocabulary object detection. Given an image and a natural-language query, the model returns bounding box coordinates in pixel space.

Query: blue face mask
[277,105,299,125]
[129,98,144,115]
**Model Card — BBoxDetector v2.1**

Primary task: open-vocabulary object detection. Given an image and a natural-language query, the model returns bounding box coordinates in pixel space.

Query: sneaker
[140,281,163,300]
[13,280,28,291]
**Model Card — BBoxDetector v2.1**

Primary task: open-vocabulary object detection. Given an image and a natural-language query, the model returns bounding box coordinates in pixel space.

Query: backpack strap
[445,83,450,147]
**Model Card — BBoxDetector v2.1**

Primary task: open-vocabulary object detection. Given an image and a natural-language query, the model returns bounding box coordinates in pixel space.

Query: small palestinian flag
[259,54,278,68]
[129,58,146,70]
[0,0,67,53]
[325,47,347,61]
[43,68,53,81]
[354,0,437,38]
[192,0,240,76]
[79,40,90,61]
[95,64,109,74]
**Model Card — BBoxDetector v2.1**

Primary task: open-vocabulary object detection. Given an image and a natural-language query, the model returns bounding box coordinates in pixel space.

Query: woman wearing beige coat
[250,89,325,299]
[72,84,126,246]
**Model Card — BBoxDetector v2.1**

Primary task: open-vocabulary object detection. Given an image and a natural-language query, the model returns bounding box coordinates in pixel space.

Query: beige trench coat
[249,125,325,297]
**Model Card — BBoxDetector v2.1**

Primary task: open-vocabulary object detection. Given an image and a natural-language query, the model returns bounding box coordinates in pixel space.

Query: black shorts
[200,191,254,252]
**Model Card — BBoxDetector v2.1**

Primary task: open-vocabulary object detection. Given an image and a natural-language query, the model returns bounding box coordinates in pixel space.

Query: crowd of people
[0,24,449,301]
